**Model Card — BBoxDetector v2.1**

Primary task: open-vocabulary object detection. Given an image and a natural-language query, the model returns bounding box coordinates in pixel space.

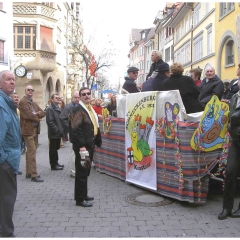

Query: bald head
[0,70,15,96]
[72,91,80,104]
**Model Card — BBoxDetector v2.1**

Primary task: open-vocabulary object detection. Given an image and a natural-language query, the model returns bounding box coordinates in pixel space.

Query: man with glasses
[19,85,46,182]
[122,66,141,94]
[198,66,224,107]
[46,94,65,171]
[69,87,102,207]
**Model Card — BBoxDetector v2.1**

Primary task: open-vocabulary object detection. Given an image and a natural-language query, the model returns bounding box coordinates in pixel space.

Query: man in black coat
[60,91,80,178]
[69,87,102,207]
[146,50,164,80]
[151,62,170,91]
[46,94,65,170]
[218,79,240,220]
[121,66,141,94]
[198,67,224,106]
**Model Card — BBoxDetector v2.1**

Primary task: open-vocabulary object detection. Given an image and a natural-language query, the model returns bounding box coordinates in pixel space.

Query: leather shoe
[57,163,64,168]
[76,200,92,207]
[26,174,31,179]
[84,196,94,201]
[51,165,63,170]
[218,209,232,220]
[231,203,240,218]
[31,176,44,182]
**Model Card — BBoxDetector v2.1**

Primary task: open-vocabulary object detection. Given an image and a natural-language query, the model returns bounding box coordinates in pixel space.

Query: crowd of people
[1,51,240,236]
[121,50,240,221]
[0,69,118,237]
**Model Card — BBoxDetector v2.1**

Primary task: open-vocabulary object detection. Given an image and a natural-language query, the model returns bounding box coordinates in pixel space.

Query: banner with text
[125,92,157,190]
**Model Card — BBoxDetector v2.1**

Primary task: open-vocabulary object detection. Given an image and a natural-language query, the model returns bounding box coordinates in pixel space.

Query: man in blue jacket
[0,70,21,237]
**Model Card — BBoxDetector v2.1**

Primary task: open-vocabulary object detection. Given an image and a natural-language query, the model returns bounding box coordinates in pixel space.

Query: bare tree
[95,72,110,92]
[68,18,117,88]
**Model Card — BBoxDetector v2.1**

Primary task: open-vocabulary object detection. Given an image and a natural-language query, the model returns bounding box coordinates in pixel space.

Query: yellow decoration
[190,95,229,152]
[102,108,112,134]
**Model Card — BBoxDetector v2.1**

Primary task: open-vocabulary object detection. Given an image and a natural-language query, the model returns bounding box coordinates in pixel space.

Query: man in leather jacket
[218,76,240,220]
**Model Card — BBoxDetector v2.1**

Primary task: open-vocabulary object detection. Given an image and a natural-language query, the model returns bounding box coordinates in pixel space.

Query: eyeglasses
[81,92,91,96]
[131,72,138,75]
[27,89,34,92]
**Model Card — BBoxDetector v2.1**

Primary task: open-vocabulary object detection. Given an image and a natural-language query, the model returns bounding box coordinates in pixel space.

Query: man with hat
[151,62,171,91]
[121,66,141,94]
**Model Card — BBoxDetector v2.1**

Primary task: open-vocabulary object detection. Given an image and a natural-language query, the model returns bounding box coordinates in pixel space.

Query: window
[141,32,145,39]
[0,2,3,10]
[13,26,36,50]
[226,39,234,65]
[165,47,170,62]
[220,2,234,17]
[0,40,4,62]
[194,4,201,26]
[206,3,210,14]
[206,25,212,55]
[193,33,203,61]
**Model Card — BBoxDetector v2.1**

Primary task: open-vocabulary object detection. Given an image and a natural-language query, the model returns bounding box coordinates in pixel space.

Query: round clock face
[15,65,27,78]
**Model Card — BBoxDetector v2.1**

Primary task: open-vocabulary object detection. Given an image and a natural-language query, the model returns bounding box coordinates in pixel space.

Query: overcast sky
[79,0,166,86]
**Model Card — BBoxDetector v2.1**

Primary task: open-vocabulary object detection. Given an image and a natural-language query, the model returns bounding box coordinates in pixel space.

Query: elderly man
[60,91,80,178]
[122,66,141,94]
[198,66,224,107]
[0,70,21,237]
[146,50,164,80]
[69,87,102,207]
[19,85,46,182]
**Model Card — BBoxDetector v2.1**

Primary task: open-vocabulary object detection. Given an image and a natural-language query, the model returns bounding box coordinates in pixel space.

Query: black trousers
[223,140,240,210]
[49,138,61,167]
[73,148,94,202]
[0,162,17,237]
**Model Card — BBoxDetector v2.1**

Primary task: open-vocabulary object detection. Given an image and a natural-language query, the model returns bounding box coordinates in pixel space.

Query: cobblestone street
[14,121,240,238]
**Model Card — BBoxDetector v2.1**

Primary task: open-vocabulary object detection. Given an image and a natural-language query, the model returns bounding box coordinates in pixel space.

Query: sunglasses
[81,92,91,96]
[27,89,34,92]
[131,71,138,75]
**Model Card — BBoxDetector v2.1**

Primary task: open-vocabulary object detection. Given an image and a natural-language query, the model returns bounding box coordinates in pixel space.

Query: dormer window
[141,32,145,39]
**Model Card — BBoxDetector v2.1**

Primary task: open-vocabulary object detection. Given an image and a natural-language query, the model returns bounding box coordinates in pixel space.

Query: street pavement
[14,121,240,238]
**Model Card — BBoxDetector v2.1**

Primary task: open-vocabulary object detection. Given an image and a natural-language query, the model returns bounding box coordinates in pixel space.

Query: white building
[0,2,14,72]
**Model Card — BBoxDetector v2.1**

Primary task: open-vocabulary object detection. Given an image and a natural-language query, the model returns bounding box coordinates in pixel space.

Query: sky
[79,0,166,87]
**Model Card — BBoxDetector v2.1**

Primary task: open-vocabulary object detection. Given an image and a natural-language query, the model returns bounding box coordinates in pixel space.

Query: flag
[89,55,97,77]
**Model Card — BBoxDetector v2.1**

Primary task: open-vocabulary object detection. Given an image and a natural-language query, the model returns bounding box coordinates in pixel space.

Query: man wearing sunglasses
[69,87,102,207]
[46,94,65,171]
[19,85,46,182]
[121,66,141,94]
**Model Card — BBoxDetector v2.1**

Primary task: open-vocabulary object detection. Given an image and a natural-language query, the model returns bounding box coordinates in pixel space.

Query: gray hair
[151,50,162,59]
[0,70,12,81]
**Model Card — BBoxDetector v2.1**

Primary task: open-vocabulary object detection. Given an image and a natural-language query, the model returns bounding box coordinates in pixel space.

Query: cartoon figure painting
[127,114,154,163]
[191,95,229,152]
[165,102,180,140]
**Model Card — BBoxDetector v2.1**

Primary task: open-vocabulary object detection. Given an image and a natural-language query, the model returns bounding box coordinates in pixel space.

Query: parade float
[94,90,230,203]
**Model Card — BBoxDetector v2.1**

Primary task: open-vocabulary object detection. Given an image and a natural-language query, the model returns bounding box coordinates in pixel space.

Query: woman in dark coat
[163,62,204,114]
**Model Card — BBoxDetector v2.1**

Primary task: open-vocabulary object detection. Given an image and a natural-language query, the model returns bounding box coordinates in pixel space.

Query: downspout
[188,3,194,70]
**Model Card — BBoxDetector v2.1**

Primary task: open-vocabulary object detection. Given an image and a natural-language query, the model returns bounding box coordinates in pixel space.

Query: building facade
[13,2,83,108]
[0,2,14,72]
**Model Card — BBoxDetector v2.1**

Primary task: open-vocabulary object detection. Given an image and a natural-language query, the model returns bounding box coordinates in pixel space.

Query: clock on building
[15,65,27,78]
